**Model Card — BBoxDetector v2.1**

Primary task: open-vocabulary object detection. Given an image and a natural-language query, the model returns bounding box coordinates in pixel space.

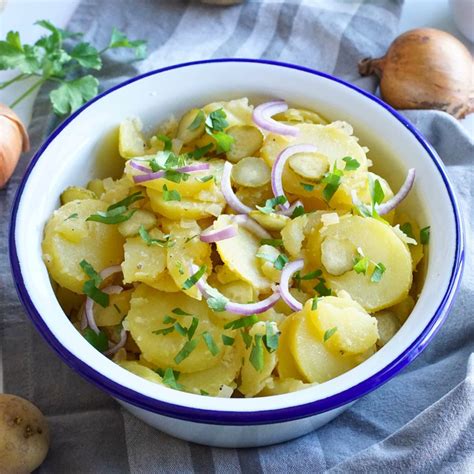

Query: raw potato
[290,307,358,383]
[119,117,147,158]
[0,394,49,473]
[231,157,270,187]
[42,199,124,294]
[318,215,413,312]
[117,360,163,385]
[308,297,379,355]
[126,285,224,372]
[60,186,96,204]
[226,125,264,162]
[117,209,157,237]
[177,108,206,144]
[214,215,272,291]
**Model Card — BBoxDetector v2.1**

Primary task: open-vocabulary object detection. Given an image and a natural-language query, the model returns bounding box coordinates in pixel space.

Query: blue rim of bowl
[9,58,465,426]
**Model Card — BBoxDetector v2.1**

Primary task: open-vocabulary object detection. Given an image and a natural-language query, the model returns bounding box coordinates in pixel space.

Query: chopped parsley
[295,269,322,281]
[187,110,205,131]
[300,182,315,192]
[263,323,279,352]
[241,330,253,349]
[323,326,338,342]
[162,184,181,202]
[138,225,174,247]
[400,222,415,240]
[108,191,144,211]
[370,176,385,207]
[86,205,136,224]
[204,108,234,154]
[420,226,430,245]
[182,265,207,290]
[370,262,386,283]
[174,338,199,364]
[162,315,176,324]
[322,163,343,202]
[152,326,175,336]
[202,332,220,356]
[163,169,190,184]
[83,328,109,352]
[256,195,287,214]
[311,297,319,310]
[249,334,264,371]
[162,368,182,390]
[224,314,259,330]
[353,254,370,275]
[222,335,235,346]
[260,238,283,247]
[314,279,332,296]
[174,322,188,337]
[291,205,306,218]
[172,307,192,316]
[64,212,78,221]
[187,317,199,340]
[187,143,213,159]
[273,254,289,270]
[158,134,172,151]
[200,389,209,396]
[196,175,214,183]
[80,259,109,307]
[353,249,386,283]
[213,131,234,153]
[342,156,360,171]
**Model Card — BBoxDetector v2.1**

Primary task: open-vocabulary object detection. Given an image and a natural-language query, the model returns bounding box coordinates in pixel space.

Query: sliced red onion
[100,265,123,281]
[200,224,238,243]
[85,285,123,335]
[221,161,252,214]
[252,101,299,136]
[376,168,416,215]
[272,144,318,210]
[104,327,128,356]
[232,214,272,239]
[130,160,152,173]
[279,200,304,217]
[133,163,210,184]
[191,264,280,315]
[280,259,305,311]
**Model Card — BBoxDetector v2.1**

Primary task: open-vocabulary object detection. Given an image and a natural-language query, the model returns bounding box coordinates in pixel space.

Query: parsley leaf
[187,317,199,340]
[108,27,147,59]
[70,42,101,70]
[174,338,199,364]
[323,326,338,342]
[263,323,279,353]
[224,314,259,330]
[204,285,229,312]
[371,262,386,283]
[353,254,370,274]
[256,195,287,214]
[400,222,415,239]
[172,308,192,316]
[162,367,182,390]
[222,335,235,346]
[294,269,322,281]
[162,315,176,325]
[260,238,283,247]
[188,143,213,159]
[420,226,430,245]
[182,265,207,290]
[322,165,343,202]
[188,110,205,130]
[311,297,319,310]
[202,332,220,356]
[162,184,181,202]
[152,326,175,336]
[86,205,136,224]
[108,191,144,211]
[314,276,332,297]
[83,327,109,352]
[80,259,109,307]
[213,131,234,153]
[138,225,174,247]
[343,156,360,171]
[249,335,264,371]
[300,182,315,192]
[291,205,306,218]
[273,254,289,270]
[241,330,253,349]
[158,135,172,151]
[205,108,228,132]
[50,75,99,115]
[371,178,385,206]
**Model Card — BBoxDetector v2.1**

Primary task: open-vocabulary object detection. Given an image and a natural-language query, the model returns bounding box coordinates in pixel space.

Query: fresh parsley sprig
[0,21,147,115]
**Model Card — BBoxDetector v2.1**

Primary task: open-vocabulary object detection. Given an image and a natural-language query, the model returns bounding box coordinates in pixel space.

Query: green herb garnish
[202,332,220,356]
[187,317,199,340]
[200,389,209,396]
[224,314,259,330]
[256,195,287,214]
[158,134,172,151]
[249,335,264,371]
[108,191,144,211]
[188,110,206,130]
[295,269,322,281]
[172,308,192,316]
[162,367,182,390]
[420,226,430,245]
[188,143,213,159]
[182,265,207,290]
[300,182,315,192]
[138,225,174,247]
[86,206,136,224]
[80,259,109,307]
[162,184,181,202]
[196,175,214,183]
[353,254,370,274]
[263,323,279,353]
[213,131,234,153]
[311,297,319,310]
[322,163,343,202]
[83,327,109,352]
[163,169,190,184]
[205,108,228,132]
[273,254,289,271]
[222,335,235,346]
[370,262,386,283]
[240,330,253,349]
[174,338,199,364]
[152,326,175,336]
[205,286,229,312]
[174,322,188,337]
[64,212,78,221]
[342,156,360,171]
[291,205,306,218]
[400,222,415,239]
[162,315,176,325]
[260,238,283,247]
[323,326,338,342]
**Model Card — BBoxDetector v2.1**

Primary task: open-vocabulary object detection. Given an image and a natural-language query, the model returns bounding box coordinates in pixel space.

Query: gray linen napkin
[1,0,473,472]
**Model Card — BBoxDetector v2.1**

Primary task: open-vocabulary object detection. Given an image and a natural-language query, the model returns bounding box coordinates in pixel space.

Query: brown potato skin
[0,394,50,474]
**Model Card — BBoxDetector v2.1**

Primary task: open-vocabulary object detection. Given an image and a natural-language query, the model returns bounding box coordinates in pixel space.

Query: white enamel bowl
[9,59,464,448]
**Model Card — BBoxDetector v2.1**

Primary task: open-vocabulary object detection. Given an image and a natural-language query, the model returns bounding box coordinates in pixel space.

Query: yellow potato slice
[226,126,264,163]
[249,211,290,231]
[391,295,415,323]
[60,186,96,204]
[117,360,163,385]
[259,378,310,396]
[117,209,157,238]
[119,117,147,158]
[374,310,401,347]
[308,297,378,355]
[177,108,206,144]
[394,212,424,271]
[277,314,304,380]
[215,264,240,284]
[148,270,180,292]
[42,199,124,294]
[231,157,270,187]
[320,215,413,312]
[256,245,281,283]
[214,215,272,291]
[179,346,242,396]
[239,322,278,397]
[202,97,254,128]
[121,230,167,287]
[235,184,274,210]
[273,107,327,125]
[94,289,132,327]
[290,308,358,383]
[87,178,106,198]
[288,151,329,181]
[125,284,224,373]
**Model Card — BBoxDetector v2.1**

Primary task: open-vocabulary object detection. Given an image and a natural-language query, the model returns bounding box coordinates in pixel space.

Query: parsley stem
[0,73,27,90]
[9,78,46,108]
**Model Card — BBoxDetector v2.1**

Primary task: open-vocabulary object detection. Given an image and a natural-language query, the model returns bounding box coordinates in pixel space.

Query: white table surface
[0,0,472,389]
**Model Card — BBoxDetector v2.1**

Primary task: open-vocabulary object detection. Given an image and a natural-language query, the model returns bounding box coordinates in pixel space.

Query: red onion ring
[232,214,272,239]
[376,168,416,215]
[221,161,252,214]
[130,160,151,173]
[200,224,238,243]
[279,259,305,311]
[279,200,304,217]
[272,144,318,210]
[252,101,299,136]
[191,264,281,315]
[100,265,123,281]
[85,285,123,335]
[133,163,210,184]
[104,327,128,356]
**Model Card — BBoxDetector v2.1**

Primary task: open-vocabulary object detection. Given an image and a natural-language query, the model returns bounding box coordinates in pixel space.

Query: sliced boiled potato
[177,108,206,144]
[256,245,281,282]
[395,212,424,271]
[288,151,329,181]
[60,186,96,204]
[277,314,304,380]
[239,322,277,397]
[391,295,415,323]
[214,215,272,291]
[320,237,356,276]
[121,230,167,286]
[374,310,400,347]
[149,270,180,292]
[117,209,157,237]
[100,177,136,205]
[231,157,270,187]
[147,187,225,220]
[179,346,242,396]
[94,289,132,327]
[259,378,310,396]
[215,264,240,284]
[273,107,327,125]
[87,178,106,198]
[249,210,289,231]
[235,184,274,210]
[126,284,224,373]
[42,199,124,294]
[203,97,254,128]
[320,215,413,312]
[117,360,163,385]
[290,308,357,383]
[307,297,378,355]
[119,117,147,158]
[226,126,263,163]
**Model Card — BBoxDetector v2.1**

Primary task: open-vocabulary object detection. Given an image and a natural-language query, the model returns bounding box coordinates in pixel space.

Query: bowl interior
[11,60,461,417]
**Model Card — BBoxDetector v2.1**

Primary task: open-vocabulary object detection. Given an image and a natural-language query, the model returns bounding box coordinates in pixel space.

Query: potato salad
[42,98,430,397]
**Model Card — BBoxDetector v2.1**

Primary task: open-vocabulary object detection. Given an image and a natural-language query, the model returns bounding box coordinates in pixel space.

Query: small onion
[0,103,30,188]
[104,327,128,356]
[200,224,238,243]
[272,144,318,210]
[376,168,416,215]
[279,259,305,311]
[231,214,272,239]
[85,285,123,335]
[252,101,299,136]
[221,161,252,214]
[133,163,210,184]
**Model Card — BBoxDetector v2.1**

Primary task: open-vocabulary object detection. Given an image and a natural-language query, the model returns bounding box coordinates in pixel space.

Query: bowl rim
[9,58,465,426]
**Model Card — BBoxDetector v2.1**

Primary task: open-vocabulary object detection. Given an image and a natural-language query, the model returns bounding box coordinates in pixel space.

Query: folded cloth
[1,0,472,472]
